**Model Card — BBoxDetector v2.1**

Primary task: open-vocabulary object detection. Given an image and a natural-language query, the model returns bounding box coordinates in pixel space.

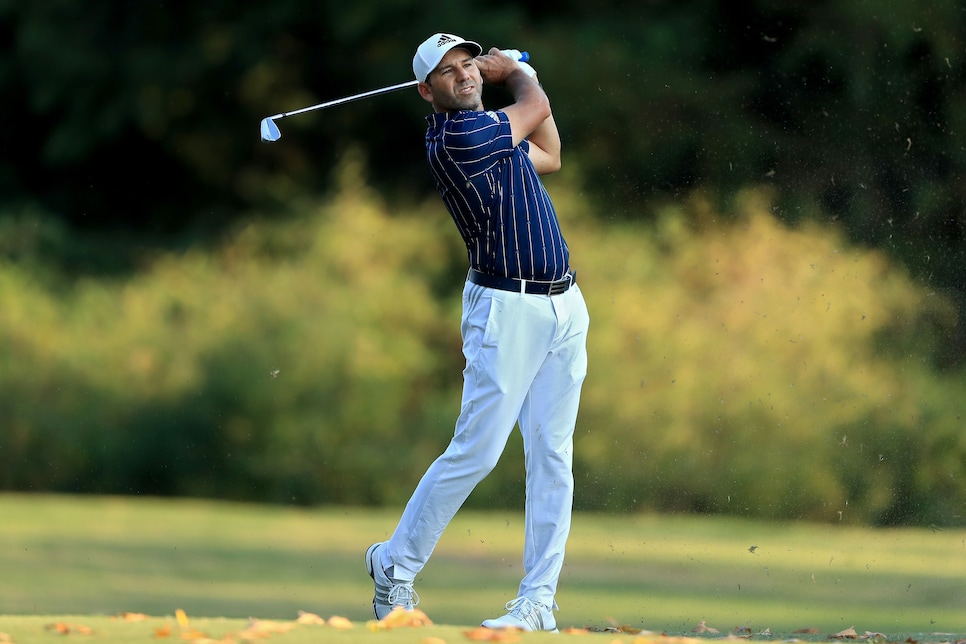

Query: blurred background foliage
[1,1,965,525]
[2,157,963,526]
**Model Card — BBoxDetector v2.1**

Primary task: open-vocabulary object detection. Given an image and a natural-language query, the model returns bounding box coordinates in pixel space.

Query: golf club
[260,80,417,142]
[260,50,530,142]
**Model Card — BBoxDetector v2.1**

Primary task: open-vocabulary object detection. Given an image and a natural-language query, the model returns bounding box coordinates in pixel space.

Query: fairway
[0,494,963,641]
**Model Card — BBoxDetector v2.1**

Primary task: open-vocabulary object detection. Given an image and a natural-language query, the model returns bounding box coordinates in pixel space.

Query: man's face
[421,47,483,112]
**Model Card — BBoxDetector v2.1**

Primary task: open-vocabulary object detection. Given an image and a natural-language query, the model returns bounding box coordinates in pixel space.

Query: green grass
[0,494,963,643]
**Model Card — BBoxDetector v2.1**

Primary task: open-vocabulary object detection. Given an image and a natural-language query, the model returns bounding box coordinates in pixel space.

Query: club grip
[500,49,530,63]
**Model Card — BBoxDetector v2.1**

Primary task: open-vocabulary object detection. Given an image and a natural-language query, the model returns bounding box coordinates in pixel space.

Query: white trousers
[385,279,590,606]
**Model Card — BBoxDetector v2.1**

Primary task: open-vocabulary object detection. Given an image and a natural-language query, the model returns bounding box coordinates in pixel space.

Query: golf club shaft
[260,49,530,142]
[266,80,419,121]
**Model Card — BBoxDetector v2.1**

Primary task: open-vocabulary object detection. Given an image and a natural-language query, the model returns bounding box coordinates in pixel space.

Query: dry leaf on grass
[561,626,591,634]
[113,613,151,622]
[155,624,173,639]
[170,610,209,641]
[294,611,326,625]
[366,607,432,631]
[420,638,447,644]
[0,633,12,643]
[630,636,675,644]
[601,616,647,634]
[794,628,820,634]
[45,622,94,636]
[462,626,520,642]
[692,620,719,634]
[327,616,353,630]
[241,618,293,639]
[830,627,860,639]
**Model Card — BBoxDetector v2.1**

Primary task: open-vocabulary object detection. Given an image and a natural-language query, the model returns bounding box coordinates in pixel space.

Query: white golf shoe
[365,542,419,619]
[481,596,557,632]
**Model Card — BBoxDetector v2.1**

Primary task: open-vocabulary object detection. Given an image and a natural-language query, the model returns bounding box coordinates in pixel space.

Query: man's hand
[476,46,560,174]
[475,47,532,86]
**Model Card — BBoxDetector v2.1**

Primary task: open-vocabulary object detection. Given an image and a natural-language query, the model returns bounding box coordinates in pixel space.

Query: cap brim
[456,41,483,57]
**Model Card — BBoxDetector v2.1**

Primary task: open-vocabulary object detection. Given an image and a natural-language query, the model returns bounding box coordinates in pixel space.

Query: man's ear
[417,81,434,103]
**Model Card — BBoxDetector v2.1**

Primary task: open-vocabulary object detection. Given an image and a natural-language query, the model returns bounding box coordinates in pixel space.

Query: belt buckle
[548,273,572,296]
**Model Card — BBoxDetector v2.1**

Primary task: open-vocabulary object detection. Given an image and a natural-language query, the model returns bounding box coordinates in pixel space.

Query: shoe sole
[365,542,383,619]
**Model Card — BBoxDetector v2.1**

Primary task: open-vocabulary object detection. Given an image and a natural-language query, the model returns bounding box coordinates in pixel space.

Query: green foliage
[1,159,963,524]
[563,185,962,524]
[4,0,966,360]
[0,157,464,505]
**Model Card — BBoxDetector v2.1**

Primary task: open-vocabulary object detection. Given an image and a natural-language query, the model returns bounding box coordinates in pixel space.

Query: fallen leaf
[830,627,860,639]
[45,622,94,636]
[294,611,326,625]
[602,616,645,634]
[113,613,151,622]
[241,619,292,638]
[420,638,447,644]
[155,624,173,638]
[0,633,11,643]
[367,607,433,630]
[861,632,888,642]
[462,626,520,642]
[327,616,354,630]
[561,626,590,634]
[692,620,719,634]
[170,609,210,641]
[794,628,820,634]
[612,625,645,634]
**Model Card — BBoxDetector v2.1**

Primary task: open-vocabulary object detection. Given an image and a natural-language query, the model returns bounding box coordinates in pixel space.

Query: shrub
[1,172,962,525]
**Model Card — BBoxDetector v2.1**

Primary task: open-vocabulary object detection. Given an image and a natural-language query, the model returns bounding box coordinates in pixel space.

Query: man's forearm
[505,69,551,125]
[518,75,561,174]
[529,112,561,164]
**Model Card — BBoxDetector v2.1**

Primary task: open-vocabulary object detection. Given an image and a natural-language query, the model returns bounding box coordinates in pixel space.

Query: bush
[566,186,961,525]
[1,169,963,525]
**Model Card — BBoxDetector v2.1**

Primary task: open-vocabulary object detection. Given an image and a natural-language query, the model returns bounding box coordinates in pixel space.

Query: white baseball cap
[413,33,483,82]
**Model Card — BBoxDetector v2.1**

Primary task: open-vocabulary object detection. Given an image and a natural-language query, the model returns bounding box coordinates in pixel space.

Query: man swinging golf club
[365,33,590,632]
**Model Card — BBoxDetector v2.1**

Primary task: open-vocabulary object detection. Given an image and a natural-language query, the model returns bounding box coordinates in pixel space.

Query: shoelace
[503,597,544,629]
[387,582,420,608]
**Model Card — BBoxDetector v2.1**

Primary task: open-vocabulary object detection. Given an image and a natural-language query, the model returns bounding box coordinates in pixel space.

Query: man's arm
[524,104,562,175]
[475,48,561,175]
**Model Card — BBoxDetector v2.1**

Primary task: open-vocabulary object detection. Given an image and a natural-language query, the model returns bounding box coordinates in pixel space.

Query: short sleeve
[442,110,515,177]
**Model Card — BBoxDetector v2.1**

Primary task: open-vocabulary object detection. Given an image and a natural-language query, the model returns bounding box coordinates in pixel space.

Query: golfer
[366,33,589,632]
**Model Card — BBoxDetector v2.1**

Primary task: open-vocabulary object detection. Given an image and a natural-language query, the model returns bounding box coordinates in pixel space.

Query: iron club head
[260,117,281,142]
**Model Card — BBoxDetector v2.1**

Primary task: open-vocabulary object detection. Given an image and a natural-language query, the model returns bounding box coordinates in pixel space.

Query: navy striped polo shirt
[424,109,570,281]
